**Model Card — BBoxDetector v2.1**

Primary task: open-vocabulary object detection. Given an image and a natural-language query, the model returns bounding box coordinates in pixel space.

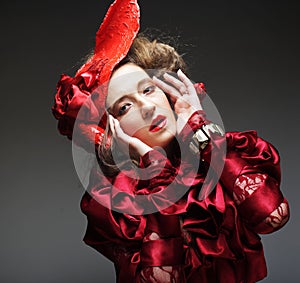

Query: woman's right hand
[109,115,152,160]
[153,69,203,134]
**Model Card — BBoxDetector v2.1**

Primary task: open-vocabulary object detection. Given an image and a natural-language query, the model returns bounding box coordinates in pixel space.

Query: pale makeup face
[106,63,177,149]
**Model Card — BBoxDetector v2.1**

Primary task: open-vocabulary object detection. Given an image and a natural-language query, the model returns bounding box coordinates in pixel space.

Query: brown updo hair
[98,34,187,176]
[119,35,187,74]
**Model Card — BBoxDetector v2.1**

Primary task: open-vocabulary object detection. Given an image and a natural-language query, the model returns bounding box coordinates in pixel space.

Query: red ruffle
[81,127,287,282]
[52,0,140,151]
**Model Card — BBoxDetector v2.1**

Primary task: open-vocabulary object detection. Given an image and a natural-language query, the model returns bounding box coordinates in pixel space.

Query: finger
[109,115,116,136]
[177,69,195,94]
[111,117,132,147]
[112,117,127,141]
[153,76,181,101]
[113,117,122,136]
[163,73,187,94]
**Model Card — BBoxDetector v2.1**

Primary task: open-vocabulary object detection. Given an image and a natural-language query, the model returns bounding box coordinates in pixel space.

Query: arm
[85,151,186,282]
[96,119,185,281]
[106,70,202,282]
[180,110,290,234]
[220,132,290,233]
[153,70,290,233]
[233,172,289,233]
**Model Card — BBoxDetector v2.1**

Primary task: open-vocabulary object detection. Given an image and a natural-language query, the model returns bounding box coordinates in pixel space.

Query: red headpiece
[52,0,206,151]
[52,0,140,150]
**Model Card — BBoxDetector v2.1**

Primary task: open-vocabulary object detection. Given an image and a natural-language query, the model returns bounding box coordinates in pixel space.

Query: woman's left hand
[109,115,152,159]
[153,69,203,133]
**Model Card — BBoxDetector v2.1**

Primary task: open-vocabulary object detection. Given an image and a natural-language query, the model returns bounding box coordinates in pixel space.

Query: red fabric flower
[52,71,100,135]
[52,0,140,151]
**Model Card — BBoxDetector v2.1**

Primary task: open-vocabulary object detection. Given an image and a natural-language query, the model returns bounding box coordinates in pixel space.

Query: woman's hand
[153,69,203,133]
[109,115,152,159]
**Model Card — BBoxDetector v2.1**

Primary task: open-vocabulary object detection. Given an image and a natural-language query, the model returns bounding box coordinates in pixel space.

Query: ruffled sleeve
[80,166,148,282]
[220,131,290,233]
[178,111,289,234]
[81,111,290,282]
[80,155,186,282]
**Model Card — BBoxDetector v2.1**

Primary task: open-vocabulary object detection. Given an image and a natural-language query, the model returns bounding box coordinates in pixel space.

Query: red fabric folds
[81,113,289,282]
[237,177,283,226]
[52,0,140,151]
[179,110,207,143]
[140,238,184,267]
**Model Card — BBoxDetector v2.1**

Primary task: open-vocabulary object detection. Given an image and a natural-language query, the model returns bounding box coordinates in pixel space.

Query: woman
[52,0,289,282]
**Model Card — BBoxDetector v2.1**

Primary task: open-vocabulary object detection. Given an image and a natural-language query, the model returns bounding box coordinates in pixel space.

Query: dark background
[1,0,299,282]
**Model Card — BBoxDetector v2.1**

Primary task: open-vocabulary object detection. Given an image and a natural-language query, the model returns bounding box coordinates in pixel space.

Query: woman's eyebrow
[137,77,153,89]
[107,77,153,114]
[108,94,132,114]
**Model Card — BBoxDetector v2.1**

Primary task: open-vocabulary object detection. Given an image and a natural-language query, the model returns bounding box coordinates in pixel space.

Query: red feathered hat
[52,0,207,152]
[52,0,140,150]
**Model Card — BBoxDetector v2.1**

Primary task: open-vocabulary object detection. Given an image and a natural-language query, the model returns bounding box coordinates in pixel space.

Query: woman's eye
[143,85,155,95]
[118,103,131,115]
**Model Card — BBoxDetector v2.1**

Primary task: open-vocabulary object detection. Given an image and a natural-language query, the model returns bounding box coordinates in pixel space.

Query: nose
[140,99,155,120]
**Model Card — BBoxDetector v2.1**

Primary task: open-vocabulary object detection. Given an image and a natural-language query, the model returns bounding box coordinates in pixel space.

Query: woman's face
[106,63,176,149]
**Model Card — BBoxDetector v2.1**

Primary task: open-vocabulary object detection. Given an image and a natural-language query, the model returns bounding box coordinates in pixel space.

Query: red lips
[149,115,167,132]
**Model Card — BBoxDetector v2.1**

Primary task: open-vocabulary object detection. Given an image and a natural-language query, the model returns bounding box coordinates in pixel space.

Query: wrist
[178,106,203,122]
[178,110,207,143]
[129,137,152,159]
[190,123,225,158]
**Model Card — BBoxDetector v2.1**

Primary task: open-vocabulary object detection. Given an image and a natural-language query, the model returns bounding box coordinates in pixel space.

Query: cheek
[119,117,135,136]
[119,114,144,137]
[154,92,173,110]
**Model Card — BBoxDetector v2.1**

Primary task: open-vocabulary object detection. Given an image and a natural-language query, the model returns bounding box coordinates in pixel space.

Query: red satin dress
[80,112,289,283]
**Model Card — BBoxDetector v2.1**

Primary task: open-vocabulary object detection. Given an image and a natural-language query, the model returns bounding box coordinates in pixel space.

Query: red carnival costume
[52,1,289,282]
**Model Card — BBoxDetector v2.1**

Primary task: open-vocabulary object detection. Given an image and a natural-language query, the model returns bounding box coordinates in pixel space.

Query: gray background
[1,0,299,282]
